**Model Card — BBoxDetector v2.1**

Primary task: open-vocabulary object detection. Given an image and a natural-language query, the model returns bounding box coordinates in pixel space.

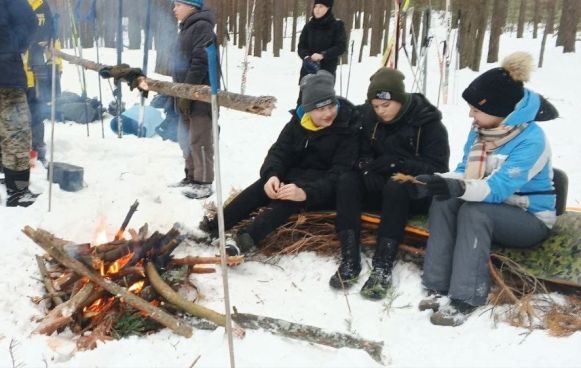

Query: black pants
[223,178,304,244]
[335,171,431,242]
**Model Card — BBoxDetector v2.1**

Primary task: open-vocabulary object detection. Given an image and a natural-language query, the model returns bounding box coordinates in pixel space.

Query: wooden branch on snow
[23,226,193,338]
[34,282,94,335]
[231,312,384,364]
[115,200,139,241]
[55,50,276,116]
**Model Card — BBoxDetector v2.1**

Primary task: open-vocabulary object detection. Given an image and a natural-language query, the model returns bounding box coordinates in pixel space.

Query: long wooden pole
[54,50,276,116]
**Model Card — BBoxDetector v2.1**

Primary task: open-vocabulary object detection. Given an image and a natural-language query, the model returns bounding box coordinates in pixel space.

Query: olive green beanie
[367,67,410,105]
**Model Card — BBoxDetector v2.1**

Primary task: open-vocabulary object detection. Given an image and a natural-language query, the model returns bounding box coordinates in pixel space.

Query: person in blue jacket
[413,52,559,326]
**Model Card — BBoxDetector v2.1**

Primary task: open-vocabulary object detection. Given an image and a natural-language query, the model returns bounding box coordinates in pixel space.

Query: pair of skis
[381,0,411,69]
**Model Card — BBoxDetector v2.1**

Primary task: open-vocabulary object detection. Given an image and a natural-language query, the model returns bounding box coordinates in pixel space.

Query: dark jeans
[335,171,431,242]
[223,178,333,244]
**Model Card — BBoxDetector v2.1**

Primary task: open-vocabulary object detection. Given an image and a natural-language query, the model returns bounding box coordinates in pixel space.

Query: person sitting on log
[412,52,559,327]
[200,70,360,255]
[329,68,450,300]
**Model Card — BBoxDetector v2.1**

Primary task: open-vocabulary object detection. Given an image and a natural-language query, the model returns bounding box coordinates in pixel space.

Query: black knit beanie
[300,70,337,112]
[462,52,535,118]
[314,0,334,8]
[367,67,410,105]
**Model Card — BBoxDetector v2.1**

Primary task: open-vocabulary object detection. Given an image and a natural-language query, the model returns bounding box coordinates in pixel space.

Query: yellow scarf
[301,113,325,131]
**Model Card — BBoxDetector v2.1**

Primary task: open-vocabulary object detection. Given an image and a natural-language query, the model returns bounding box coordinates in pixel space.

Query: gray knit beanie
[300,70,337,112]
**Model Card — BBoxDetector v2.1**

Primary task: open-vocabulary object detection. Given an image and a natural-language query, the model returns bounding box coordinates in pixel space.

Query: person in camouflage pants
[0,0,39,207]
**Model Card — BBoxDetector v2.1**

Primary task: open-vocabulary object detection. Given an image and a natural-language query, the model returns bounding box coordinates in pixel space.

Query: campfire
[24,201,243,350]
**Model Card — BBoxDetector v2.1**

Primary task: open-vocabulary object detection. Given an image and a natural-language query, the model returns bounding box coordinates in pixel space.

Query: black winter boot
[360,237,399,300]
[329,230,362,289]
[4,168,39,208]
[170,168,194,187]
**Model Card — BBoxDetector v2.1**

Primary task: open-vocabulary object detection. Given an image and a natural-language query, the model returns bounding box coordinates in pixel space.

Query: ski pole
[90,0,105,138]
[138,0,153,137]
[345,40,355,99]
[48,38,58,212]
[115,0,124,138]
[205,42,236,368]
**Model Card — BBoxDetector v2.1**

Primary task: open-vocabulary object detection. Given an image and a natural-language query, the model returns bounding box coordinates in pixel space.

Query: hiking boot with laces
[430,299,477,327]
[418,289,449,312]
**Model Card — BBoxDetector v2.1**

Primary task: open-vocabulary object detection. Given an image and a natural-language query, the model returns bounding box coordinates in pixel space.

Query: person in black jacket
[172,0,219,199]
[200,70,359,255]
[0,0,39,207]
[297,0,346,103]
[329,68,450,300]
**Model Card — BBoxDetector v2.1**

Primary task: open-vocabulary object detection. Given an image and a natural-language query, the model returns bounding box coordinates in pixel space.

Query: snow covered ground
[1,17,580,368]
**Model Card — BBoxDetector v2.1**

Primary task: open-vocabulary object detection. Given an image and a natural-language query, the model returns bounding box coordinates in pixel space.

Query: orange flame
[128,280,145,293]
[92,216,110,246]
[83,297,115,318]
[106,252,134,275]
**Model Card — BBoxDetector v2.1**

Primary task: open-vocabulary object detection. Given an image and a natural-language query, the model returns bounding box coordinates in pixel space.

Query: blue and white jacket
[443,90,559,228]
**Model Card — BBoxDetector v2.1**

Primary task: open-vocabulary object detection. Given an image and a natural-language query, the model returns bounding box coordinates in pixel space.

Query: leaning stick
[34,282,94,335]
[23,226,193,338]
[115,200,139,241]
[55,50,276,116]
[35,255,64,306]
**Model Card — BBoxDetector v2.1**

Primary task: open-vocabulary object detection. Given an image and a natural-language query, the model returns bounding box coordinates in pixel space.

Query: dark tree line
[46,0,580,74]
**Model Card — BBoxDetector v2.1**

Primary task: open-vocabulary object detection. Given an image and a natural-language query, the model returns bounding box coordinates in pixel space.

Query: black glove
[365,155,402,175]
[415,175,466,200]
[99,64,148,97]
[362,172,385,192]
[177,98,191,116]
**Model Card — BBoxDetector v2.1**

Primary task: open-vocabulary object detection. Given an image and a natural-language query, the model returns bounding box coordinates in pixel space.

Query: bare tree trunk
[358,2,371,62]
[127,2,143,50]
[538,0,557,67]
[411,8,422,66]
[153,0,176,76]
[369,0,386,56]
[487,0,508,63]
[558,0,580,52]
[517,0,527,39]
[532,0,541,39]
[471,0,490,70]
[273,0,283,57]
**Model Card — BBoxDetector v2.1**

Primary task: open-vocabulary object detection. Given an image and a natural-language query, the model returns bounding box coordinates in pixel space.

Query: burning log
[55,50,276,116]
[23,226,193,338]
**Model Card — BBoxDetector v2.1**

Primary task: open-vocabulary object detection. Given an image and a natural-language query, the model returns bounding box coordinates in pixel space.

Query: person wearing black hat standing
[329,67,450,301]
[297,0,346,104]
[199,70,360,255]
[413,52,559,326]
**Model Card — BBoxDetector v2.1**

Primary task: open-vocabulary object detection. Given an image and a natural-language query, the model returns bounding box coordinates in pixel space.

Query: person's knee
[338,171,361,192]
[457,202,490,224]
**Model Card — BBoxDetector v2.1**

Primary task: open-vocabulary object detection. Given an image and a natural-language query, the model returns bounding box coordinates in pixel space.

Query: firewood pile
[23,202,243,350]
[23,203,386,363]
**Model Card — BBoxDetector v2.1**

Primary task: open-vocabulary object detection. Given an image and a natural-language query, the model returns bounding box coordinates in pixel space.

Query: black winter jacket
[358,93,450,176]
[260,98,360,207]
[297,11,346,81]
[0,0,38,89]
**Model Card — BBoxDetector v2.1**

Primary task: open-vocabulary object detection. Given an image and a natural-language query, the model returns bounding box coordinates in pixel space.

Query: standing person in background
[172,0,219,199]
[0,0,39,207]
[24,0,61,167]
[297,0,346,104]
[415,52,559,326]
[329,68,449,300]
